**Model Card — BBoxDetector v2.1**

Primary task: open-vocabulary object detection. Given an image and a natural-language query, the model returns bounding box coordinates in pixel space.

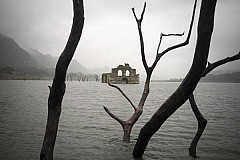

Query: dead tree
[189,51,240,158]
[40,1,84,160]
[103,1,196,142]
[95,74,100,82]
[67,73,73,81]
[78,76,81,82]
[132,0,217,158]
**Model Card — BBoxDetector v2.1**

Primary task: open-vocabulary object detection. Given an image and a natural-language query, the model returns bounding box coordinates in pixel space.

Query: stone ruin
[102,63,139,84]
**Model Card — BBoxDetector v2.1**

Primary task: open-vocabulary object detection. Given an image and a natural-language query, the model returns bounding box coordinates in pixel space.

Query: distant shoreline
[151,80,240,83]
[151,72,240,83]
[0,79,239,84]
[1,71,240,83]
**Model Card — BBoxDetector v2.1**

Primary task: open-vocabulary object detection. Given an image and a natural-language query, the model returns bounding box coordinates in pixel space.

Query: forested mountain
[0,33,88,79]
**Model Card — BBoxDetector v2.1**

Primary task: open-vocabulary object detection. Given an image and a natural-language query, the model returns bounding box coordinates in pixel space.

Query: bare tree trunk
[133,0,217,158]
[122,122,134,142]
[40,1,84,160]
[189,51,240,157]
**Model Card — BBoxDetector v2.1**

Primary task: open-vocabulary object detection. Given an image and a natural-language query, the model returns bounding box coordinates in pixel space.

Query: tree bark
[40,1,84,160]
[188,51,240,157]
[133,0,217,158]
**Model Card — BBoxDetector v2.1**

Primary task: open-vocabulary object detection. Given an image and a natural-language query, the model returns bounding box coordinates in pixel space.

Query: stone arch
[122,78,128,84]
[118,70,122,76]
[126,70,130,76]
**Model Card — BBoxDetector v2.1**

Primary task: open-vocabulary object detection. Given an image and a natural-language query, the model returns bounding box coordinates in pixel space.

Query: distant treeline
[0,66,53,80]
[0,66,100,81]
[151,72,240,83]
[201,72,240,83]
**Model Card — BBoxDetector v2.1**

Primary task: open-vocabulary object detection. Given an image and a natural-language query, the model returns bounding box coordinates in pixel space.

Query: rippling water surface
[0,80,240,159]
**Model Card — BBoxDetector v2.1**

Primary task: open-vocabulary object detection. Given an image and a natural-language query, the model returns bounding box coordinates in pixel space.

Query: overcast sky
[0,0,239,79]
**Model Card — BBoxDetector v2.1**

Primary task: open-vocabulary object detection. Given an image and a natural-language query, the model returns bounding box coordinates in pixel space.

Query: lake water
[0,80,239,160]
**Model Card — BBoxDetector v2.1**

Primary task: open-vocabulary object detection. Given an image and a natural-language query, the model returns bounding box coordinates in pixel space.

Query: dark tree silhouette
[40,0,84,159]
[133,0,217,158]
[103,1,196,142]
[189,51,240,158]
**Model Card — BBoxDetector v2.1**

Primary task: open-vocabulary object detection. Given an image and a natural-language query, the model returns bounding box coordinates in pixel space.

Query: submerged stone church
[102,63,139,84]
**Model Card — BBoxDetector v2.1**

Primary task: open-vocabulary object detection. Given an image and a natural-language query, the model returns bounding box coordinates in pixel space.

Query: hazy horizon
[0,0,240,79]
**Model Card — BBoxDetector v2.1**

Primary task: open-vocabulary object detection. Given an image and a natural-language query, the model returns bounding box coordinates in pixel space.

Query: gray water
[0,80,239,160]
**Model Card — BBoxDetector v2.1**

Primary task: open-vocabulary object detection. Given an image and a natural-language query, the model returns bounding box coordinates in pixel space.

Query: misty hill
[0,33,41,69]
[29,49,88,74]
[201,72,240,83]
[0,33,88,76]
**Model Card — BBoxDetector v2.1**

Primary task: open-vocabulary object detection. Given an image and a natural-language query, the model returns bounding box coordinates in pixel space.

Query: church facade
[102,63,139,84]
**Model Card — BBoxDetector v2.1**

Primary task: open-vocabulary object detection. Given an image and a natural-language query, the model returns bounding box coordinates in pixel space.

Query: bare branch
[140,2,147,21]
[132,2,146,24]
[157,0,197,59]
[108,82,137,111]
[156,32,185,55]
[162,33,185,37]
[203,51,240,77]
[132,8,138,22]
[132,2,148,72]
[103,106,124,126]
[149,0,197,72]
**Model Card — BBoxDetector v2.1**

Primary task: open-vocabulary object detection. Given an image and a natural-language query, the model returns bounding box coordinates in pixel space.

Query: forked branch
[103,82,137,128]
[132,2,148,72]
[132,2,146,25]
[155,0,197,62]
